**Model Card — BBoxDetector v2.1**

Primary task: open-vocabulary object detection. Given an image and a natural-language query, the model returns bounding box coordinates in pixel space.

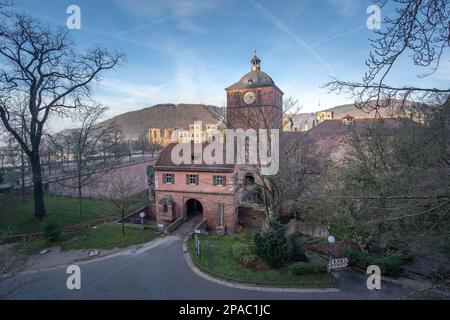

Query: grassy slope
[187,236,335,288]
[0,194,145,235]
[18,222,159,254]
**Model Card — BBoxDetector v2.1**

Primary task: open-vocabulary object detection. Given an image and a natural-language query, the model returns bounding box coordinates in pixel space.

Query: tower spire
[251,50,261,71]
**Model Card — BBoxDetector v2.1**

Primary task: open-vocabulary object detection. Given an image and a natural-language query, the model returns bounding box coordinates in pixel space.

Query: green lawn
[0,194,146,235]
[17,222,160,254]
[187,236,336,288]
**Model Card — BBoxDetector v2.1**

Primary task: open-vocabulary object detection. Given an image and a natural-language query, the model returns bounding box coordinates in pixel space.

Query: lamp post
[327,235,335,273]
[139,212,145,241]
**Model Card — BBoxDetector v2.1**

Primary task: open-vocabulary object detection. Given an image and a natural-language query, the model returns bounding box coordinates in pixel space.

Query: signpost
[139,212,145,241]
[331,258,348,270]
[327,235,335,272]
[195,234,201,259]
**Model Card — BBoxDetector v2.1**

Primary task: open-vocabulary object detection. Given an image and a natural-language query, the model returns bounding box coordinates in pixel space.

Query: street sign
[331,257,348,270]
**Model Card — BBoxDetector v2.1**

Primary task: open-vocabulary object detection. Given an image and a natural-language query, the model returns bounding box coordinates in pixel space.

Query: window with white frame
[163,173,174,184]
[213,175,226,186]
[187,174,198,185]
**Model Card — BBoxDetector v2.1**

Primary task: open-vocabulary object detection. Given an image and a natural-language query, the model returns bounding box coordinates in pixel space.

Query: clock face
[243,91,256,104]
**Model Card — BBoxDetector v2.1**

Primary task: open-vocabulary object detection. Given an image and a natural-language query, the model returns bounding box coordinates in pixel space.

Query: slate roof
[226,69,276,90]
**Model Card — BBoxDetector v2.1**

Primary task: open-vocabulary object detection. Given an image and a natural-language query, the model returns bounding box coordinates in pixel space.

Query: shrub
[285,235,308,262]
[42,217,61,242]
[253,219,288,269]
[288,261,327,275]
[346,250,402,277]
[235,225,249,243]
[232,242,263,269]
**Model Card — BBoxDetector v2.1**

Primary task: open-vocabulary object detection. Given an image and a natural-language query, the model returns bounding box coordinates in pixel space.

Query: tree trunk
[60,151,64,172]
[78,186,82,219]
[20,148,26,203]
[77,167,83,219]
[30,151,46,218]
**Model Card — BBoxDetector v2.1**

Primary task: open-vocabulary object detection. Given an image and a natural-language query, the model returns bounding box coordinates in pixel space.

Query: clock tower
[225,52,283,130]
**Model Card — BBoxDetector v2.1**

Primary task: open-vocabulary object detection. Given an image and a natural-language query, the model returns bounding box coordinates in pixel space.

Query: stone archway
[244,172,255,186]
[185,198,203,218]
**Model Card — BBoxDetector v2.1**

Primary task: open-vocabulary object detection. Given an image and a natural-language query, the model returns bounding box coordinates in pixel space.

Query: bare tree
[106,173,140,235]
[325,0,449,113]
[136,132,148,159]
[1,112,30,201]
[0,14,124,218]
[50,104,115,218]
[0,147,6,175]
[0,0,12,17]
[40,135,54,177]
[110,125,127,161]
[47,131,68,173]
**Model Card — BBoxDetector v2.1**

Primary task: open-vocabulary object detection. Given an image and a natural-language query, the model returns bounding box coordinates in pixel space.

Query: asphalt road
[0,219,409,300]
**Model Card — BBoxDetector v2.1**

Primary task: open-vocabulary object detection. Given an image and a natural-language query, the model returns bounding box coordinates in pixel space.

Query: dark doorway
[186,199,203,218]
[244,173,255,186]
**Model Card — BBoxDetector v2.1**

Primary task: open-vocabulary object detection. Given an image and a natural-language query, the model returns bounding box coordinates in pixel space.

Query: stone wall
[47,160,155,199]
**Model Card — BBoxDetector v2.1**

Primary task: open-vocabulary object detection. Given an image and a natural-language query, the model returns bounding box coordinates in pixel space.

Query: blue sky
[11,0,450,130]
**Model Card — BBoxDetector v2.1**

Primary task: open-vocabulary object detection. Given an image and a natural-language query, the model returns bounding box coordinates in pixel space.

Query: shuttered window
[186,174,199,185]
[213,175,226,186]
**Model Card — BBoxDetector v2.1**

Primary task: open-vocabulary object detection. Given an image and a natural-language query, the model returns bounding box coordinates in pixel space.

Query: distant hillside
[292,100,421,130]
[321,101,412,119]
[103,100,421,139]
[101,104,222,139]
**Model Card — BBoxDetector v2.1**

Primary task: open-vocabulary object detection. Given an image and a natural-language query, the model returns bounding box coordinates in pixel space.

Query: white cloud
[93,61,226,120]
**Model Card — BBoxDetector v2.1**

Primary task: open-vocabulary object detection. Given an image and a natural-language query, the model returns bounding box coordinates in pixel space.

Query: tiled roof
[154,143,235,172]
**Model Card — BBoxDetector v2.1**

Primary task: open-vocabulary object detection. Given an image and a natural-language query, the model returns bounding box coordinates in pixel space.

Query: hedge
[346,250,402,277]
[288,261,327,275]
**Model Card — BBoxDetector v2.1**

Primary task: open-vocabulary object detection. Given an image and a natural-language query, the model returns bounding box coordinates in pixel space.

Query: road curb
[182,236,340,294]
[15,235,166,276]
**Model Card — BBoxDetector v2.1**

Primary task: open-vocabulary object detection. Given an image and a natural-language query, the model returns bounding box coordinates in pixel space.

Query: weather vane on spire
[251,50,261,71]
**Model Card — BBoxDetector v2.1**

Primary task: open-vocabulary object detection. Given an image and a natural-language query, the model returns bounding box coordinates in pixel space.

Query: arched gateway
[185,199,203,218]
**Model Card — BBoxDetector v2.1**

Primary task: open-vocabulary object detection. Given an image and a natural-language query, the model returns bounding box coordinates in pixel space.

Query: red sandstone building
[152,53,283,233]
